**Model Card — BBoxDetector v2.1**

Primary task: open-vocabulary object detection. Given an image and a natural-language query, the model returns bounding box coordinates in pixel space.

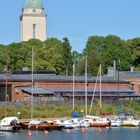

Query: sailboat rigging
[72,62,75,111]
[99,64,102,115]
[89,64,111,127]
[71,61,83,118]
[88,64,103,116]
[98,64,112,116]
[19,46,64,131]
[5,64,8,117]
[71,56,87,117]
[31,46,34,119]
[88,66,100,116]
[85,56,88,117]
[71,56,88,118]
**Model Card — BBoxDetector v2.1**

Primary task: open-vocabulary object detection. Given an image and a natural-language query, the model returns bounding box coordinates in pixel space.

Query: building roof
[21,86,134,95]
[48,88,135,93]
[20,86,138,99]
[0,72,129,83]
[62,93,140,98]
[24,0,43,8]
[21,86,54,95]
[119,71,140,79]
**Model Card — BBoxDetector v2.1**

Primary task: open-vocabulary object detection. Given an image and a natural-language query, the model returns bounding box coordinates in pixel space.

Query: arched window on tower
[33,24,36,39]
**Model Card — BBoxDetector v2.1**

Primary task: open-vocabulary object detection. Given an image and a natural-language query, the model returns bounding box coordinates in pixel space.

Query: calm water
[0,127,140,140]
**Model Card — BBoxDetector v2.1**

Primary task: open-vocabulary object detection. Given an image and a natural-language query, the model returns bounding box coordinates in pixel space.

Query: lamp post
[17,112,21,118]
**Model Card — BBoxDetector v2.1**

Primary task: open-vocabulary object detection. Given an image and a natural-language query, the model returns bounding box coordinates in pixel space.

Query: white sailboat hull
[0,117,21,132]
[0,126,14,131]
[121,120,139,127]
[111,120,122,127]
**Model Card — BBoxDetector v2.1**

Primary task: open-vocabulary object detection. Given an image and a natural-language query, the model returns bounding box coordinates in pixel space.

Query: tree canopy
[127,38,140,70]
[0,35,139,75]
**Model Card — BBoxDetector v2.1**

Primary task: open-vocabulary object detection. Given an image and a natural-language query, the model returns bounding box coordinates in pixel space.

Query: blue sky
[0,0,140,52]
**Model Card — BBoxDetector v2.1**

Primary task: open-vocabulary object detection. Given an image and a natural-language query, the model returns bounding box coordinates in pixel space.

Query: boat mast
[72,62,75,111]
[99,64,102,114]
[5,64,8,117]
[31,46,34,119]
[85,56,88,116]
[118,59,120,99]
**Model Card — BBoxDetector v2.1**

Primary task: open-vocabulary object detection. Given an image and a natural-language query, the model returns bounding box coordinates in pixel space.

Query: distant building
[20,0,47,41]
[0,71,139,102]
[105,67,140,93]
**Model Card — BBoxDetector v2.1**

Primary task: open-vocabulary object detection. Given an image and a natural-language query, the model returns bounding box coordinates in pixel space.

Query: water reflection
[0,127,140,140]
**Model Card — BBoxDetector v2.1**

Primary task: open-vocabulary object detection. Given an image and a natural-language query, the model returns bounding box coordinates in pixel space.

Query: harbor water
[0,127,140,140]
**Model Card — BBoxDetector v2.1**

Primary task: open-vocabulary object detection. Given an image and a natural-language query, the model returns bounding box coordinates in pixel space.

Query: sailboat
[71,57,92,128]
[117,109,140,127]
[90,65,111,127]
[0,65,21,132]
[71,60,83,119]
[88,65,122,127]
[121,117,139,127]
[62,61,85,129]
[19,47,63,131]
[57,57,90,129]
[0,117,21,132]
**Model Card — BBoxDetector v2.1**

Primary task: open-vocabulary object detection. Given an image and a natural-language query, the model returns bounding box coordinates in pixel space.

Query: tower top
[24,0,43,9]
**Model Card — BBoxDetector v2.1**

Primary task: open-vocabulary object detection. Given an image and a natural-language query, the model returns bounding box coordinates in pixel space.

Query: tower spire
[24,0,43,8]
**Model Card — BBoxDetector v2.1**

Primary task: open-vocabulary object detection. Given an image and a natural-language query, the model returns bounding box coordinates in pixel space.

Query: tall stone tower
[20,0,47,41]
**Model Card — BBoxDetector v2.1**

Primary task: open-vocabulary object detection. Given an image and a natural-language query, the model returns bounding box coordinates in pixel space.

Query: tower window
[33,24,36,39]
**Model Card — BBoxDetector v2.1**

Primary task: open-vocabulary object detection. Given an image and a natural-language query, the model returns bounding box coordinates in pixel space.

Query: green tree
[43,38,64,73]
[127,38,140,70]
[82,36,105,75]
[0,45,9,71]
[103,35,132,72]
[9,42,31,70]
[60,37,73,75]
[0,35,135,75]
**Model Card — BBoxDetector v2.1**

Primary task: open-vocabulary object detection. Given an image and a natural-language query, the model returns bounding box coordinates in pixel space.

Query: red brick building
[119,71,140,93]
[0,71,138,102]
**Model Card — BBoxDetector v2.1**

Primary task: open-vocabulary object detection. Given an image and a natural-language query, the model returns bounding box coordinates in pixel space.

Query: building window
[33,24,36,39]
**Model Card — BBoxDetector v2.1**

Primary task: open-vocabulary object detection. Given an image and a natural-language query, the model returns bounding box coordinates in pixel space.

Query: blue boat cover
[118,109,129,115]
[120,117,127,121]
[71,111,83,118]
